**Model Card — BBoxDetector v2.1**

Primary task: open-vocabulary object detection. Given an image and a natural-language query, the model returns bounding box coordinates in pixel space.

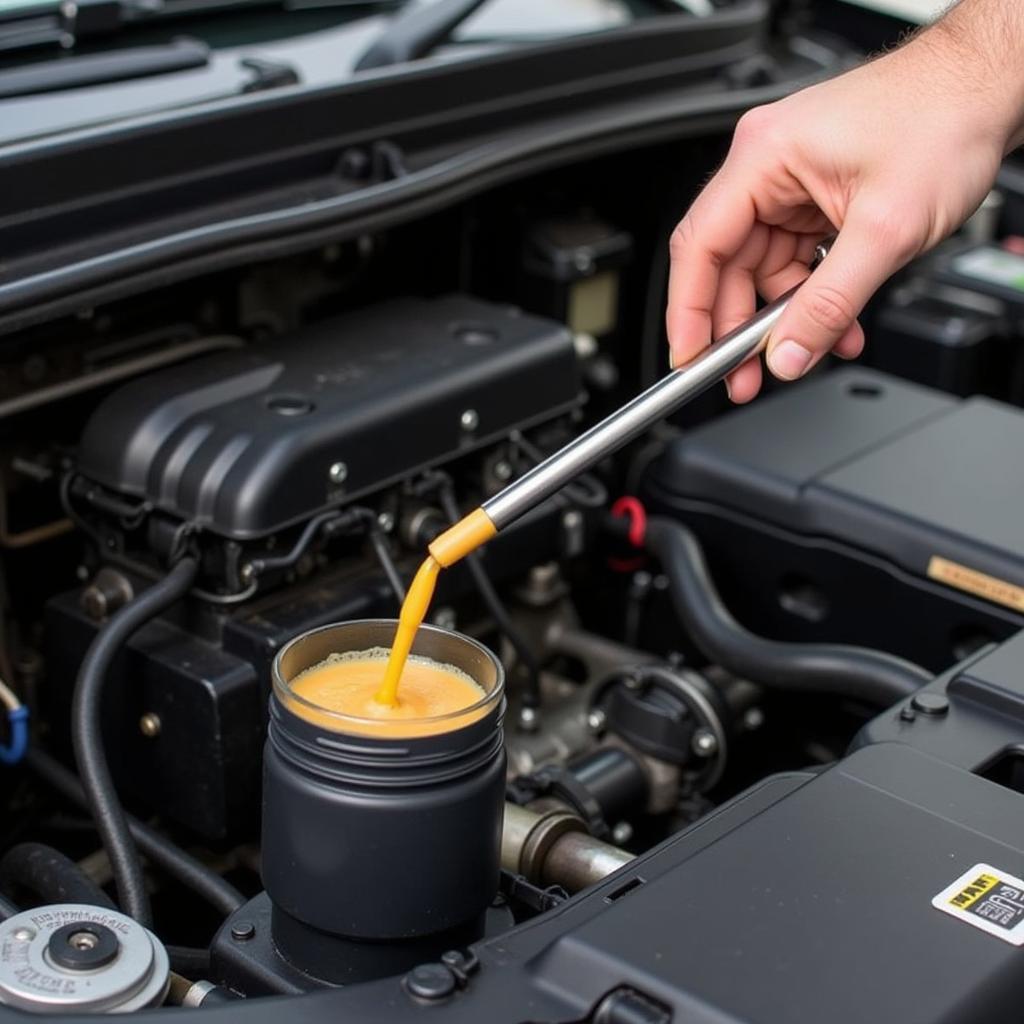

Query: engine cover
[77,296,581,539]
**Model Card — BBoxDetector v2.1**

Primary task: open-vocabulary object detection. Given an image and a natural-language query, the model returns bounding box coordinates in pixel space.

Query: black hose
[644,517,930,707]
[437,484,542,707]
[367,527,407,604]
[0,891,18,920]
[0,842,115,911]
[71,557,198,926]
[26,749,244,918]
[167,945,211,977]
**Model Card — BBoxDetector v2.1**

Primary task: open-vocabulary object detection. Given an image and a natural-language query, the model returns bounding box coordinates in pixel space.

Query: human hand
[667,3,1024,401]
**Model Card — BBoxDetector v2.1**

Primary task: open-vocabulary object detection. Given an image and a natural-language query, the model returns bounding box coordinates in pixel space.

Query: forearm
[919,0,1024,153]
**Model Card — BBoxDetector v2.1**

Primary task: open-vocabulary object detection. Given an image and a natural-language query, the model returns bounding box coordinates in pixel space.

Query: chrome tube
[483,239,832,531]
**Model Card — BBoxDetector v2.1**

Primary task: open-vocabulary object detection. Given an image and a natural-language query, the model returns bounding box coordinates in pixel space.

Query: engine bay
[4,3,1024,1021]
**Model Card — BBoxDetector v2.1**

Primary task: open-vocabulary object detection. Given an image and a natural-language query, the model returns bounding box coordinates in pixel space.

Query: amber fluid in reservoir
[288,648,486,737]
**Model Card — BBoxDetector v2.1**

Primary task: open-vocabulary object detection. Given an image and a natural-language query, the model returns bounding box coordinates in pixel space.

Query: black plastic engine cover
[644,368,1024,671]
[76,296,581,539]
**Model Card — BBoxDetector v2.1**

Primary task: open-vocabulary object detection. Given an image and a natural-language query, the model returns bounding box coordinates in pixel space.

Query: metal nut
[328,461,348,485]
[139,713,161,739]
[691,727,718,758]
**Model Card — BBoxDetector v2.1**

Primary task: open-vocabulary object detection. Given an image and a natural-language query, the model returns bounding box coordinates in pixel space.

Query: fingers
[765,212,909,380]
[666,169,757,369]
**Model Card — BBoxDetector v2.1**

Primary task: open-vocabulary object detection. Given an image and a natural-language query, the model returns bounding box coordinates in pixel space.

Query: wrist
[920,0,1024,154]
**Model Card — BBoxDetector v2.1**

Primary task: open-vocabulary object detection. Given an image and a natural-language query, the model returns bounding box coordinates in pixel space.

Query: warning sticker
[933,864,1024,944]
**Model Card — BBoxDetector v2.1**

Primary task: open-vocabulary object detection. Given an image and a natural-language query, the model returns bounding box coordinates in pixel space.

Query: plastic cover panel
[77,296,580,538]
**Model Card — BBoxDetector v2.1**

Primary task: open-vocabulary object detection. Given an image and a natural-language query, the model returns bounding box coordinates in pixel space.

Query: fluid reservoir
[261,619,506,984]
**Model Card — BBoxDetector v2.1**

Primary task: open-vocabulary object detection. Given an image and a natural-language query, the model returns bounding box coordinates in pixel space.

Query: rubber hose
[644,517,930,707]
[26,748,244,918]
[0,842,115,911]
[71,557,198,927]
[0,891,18,920]
[167,945,211,977]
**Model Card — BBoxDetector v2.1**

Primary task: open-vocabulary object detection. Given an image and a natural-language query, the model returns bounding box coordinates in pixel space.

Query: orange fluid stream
[373,507,497,708]
[283,509,498,730]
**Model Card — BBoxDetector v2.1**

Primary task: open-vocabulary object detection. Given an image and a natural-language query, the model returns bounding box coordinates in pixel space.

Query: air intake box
[644,368,1024,671]
[77,296,581,539]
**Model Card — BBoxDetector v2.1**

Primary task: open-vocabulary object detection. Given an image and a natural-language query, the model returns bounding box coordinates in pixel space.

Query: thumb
[766,218,909,381]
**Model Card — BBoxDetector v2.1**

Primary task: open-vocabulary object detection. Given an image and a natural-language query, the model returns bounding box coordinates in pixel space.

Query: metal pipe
[501,802,632,893]
[483,239,832,531]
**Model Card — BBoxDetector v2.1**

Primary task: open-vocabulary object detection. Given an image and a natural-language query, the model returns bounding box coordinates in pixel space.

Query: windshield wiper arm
[354,0,488,71]
[0,35,210,97]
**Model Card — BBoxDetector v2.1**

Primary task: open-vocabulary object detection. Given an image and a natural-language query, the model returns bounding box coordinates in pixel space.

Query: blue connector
[0,704,28,765]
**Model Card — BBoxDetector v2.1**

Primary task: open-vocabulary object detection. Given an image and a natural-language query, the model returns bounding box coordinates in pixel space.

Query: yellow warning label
[927,557,1024,614]
[948,872,999,910]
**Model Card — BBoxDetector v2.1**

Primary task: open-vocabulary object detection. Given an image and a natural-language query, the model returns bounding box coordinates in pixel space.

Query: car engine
[3,3,1024,1023]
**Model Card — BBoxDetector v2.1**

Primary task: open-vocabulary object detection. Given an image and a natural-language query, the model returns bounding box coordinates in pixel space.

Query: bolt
[691,728,718,758]
[230,921,255,942]
[460,409,479,432]
[12,928,34,942]
[493,460,513,482]
[329,461,348,485]
[139,713,161,738]
[611,821,633,846]
[69,931,99,952]
[377,511,395,533]
[517,705,539,732]
[586,709,607,734]
[742,707,765,732]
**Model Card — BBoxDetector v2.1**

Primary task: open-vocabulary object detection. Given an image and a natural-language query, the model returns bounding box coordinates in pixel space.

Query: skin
[667,0,1024,402]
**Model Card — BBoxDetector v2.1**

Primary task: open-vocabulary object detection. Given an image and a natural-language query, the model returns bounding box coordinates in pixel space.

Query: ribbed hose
[71,557,198,926]
[0,842,115,911]
[27,748,244,918]
[644,518,930,707]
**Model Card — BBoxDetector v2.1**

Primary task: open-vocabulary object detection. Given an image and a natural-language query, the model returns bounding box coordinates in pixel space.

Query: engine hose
[167,945,211,978]
[0,891,18,920]
[26,748,244,918]
[437,485,542,707]
[643,517,930,707]
[71,557,199,927]
[0,842,115,911]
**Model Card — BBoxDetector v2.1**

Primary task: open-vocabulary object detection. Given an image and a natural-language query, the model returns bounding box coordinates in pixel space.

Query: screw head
[329,461,348,485]
[404,963,456,1001]
[377,511,395,533]
[460,409,479,432]
[691,727,718,758]
[230,921,255,942]
[611,821,633,846]
[12,928,34,942]
[586,709,607,734]
[139,713,161,739]
[493,460,513,482]
[517,706,539,732]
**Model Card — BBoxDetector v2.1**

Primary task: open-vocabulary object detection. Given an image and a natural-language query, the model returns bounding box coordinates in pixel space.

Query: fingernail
[768,340,813,380]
